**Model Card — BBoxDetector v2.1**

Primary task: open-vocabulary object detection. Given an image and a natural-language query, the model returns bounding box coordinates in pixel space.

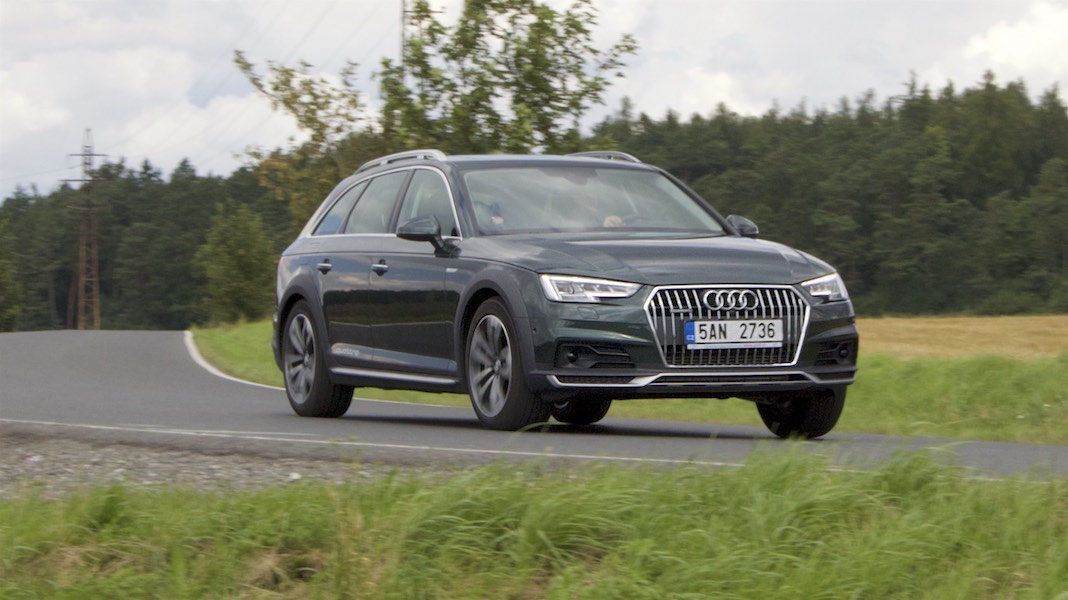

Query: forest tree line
[0,0,1066,331]
[601,73,1068,316]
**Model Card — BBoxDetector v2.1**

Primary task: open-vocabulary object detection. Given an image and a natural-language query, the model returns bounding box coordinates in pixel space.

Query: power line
[190,0,345,160]
[194,1,396,168]
[5,2,407,191]
[0,164,75,185]
[2,3,292,191]
[280,0,341,64]
[99,2,293,158]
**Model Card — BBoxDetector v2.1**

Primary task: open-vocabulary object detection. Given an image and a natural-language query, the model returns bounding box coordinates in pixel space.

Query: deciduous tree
[193,203,276,323]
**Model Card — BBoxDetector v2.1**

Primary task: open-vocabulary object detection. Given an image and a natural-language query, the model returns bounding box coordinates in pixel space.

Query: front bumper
[521,287,858,400]
[548,368,853,391]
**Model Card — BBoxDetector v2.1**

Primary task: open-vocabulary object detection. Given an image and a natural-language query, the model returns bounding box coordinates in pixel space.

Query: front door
[367,168,462,378]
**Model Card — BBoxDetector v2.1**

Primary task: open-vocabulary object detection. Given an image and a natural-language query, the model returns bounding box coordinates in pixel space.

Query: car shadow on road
[340,413,487,430]
[341,412,775,441]
[546,421,776,441]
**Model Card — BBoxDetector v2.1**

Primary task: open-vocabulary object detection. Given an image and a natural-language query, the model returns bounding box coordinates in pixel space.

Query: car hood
[466,234,835,285]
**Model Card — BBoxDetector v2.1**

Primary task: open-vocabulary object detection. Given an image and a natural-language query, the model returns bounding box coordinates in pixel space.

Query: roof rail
[356,149,446,174]
[567,150,642,164]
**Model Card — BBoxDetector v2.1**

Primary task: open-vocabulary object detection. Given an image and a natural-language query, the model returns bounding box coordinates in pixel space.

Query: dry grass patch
[857,315,1068,359]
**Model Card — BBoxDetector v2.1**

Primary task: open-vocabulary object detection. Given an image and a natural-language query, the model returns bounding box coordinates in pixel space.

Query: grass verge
[3,452,1066,599]
[191,316,1068,445]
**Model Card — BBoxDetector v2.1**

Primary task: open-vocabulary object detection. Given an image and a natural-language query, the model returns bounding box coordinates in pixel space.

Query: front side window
[344,171,408,234]
[396,169,459,237]
[462,166,724,236]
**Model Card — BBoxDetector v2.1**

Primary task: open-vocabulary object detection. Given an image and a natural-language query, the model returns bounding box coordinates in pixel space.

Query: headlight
[540,275,641,303]
[801,272,850,302]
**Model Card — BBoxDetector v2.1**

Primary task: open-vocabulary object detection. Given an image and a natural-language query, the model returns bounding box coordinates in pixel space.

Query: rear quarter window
[312,180,368,236]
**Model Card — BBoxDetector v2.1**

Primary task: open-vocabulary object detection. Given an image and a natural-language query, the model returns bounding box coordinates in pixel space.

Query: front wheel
[551,398,612,425]
[756,388,845,439]
[465,298,549,430]
[282,301,353,418]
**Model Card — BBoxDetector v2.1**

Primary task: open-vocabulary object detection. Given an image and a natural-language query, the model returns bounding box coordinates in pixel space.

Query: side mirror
[726,214,759,238]
[398,216,447,252]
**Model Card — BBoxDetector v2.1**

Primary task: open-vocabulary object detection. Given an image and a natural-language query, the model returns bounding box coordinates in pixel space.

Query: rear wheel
[465,298,549,430]
[282,301,353,418]
[756,388,845,439]
[550,398,612,425]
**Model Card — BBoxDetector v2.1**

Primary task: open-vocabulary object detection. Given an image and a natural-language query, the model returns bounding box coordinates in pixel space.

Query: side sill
[330,367,459,387]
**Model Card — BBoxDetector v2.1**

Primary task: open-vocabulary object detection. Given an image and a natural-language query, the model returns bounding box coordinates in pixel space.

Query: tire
[550,398,612,425]
[465,298,549,430]
[282,300,353,418]
[757,388,845,439]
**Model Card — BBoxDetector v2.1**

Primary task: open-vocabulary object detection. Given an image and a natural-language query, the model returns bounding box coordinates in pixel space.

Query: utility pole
[63,129,106,330]
[401,0,408,75]
[399,0,441,89]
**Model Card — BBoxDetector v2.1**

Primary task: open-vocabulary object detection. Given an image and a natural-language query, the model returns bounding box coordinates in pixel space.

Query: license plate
[684,319,784,349]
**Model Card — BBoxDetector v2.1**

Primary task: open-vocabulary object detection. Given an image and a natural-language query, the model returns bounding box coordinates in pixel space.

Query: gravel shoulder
[0,432,392,498]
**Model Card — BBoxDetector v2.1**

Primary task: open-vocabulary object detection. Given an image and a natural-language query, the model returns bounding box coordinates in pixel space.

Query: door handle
[371,262,389,275]
[316,259,332,274]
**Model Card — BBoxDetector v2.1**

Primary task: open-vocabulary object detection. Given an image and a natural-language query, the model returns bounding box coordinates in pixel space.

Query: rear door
[318,170,409,367]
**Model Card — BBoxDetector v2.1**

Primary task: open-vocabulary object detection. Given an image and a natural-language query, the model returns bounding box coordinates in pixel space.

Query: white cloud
[677,69,746,116]
[921,0,1068,95]
[2,0,1066,199]
[0,71,69,135]
[963,0,1068,81]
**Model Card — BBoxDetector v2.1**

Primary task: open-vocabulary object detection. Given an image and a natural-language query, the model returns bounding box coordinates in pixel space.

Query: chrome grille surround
[643,285,810,368]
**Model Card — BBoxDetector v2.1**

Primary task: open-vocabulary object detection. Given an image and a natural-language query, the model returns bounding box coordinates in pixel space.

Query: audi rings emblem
[702,289,760,311]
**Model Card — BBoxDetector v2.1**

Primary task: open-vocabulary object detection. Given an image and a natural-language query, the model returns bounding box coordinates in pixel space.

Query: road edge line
[180,330,455,408]
[183,330,284,391]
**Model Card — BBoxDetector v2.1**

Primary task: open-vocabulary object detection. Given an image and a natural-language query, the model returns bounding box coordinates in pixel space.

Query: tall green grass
[2,453,1066,599]
[191,321,1068,445]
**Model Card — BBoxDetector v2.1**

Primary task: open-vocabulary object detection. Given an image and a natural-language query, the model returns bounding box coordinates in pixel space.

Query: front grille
[644,286,809,367]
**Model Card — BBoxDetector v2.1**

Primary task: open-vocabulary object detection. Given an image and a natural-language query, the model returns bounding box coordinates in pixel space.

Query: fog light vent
[555,343,634,369]
[816,341,856,366]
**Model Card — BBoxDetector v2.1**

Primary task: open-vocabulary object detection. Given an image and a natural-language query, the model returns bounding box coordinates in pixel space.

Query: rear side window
[344,171,408,234]
[396,169,458,237]
[312,181,367,235]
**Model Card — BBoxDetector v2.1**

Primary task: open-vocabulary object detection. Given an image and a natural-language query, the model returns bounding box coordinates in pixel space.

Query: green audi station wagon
[273,150,858,438]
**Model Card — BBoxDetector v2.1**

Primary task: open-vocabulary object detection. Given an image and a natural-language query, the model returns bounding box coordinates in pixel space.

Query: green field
[192,316,1068,445]
[3,453,1067,599]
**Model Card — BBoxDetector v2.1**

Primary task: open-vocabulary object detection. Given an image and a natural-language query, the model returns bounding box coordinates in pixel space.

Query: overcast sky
[1,0,1066,199]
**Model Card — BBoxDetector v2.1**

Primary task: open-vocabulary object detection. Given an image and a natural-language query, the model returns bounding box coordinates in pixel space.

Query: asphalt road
[1,330,1066,477]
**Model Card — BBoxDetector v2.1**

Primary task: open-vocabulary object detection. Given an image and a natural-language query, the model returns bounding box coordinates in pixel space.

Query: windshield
[462,166,725,236]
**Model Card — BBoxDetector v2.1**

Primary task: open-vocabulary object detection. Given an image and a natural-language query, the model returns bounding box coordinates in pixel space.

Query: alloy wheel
[284,313,316,406]
[468,313,512,417]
